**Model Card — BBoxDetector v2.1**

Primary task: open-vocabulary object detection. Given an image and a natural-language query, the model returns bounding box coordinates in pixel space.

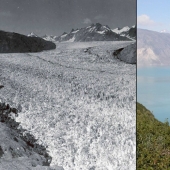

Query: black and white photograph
[0,0,136,169]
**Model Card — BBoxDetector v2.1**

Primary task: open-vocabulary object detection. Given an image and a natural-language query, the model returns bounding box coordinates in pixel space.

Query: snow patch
[97,30,105,34]
[112,26,130,34]
[72,30,79,34]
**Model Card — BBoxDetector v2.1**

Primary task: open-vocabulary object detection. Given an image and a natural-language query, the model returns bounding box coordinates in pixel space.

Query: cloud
[0,11,12,17]
[137,14,155,26]
[94,15,107,20]
[83,18,92,24]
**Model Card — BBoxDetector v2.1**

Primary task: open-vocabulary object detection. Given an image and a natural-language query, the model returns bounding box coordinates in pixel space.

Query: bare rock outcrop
[0,102,54,169]
[113,43,136,64]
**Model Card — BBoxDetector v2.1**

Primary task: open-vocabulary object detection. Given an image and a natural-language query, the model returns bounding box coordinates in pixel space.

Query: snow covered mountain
[27,32,38,37]
[25,32,56,43]
[138,28,170,66]
[112,26,130,34]
[42,35,57,42]
[55,23,132,42]
[112,25,136,40]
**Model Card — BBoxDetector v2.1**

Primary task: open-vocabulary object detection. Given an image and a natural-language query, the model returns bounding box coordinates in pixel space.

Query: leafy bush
[137,102,170,169]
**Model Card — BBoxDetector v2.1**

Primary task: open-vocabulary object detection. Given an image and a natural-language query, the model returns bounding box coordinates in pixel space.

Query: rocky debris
[0,85,4,89]
[0,30,56,53]
[113,48,124,56]
[0,101,54,169]
[113,43,136,64]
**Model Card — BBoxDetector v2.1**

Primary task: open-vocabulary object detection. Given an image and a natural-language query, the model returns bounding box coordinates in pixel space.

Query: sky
[137,0,170,32]
[0,0,136,36]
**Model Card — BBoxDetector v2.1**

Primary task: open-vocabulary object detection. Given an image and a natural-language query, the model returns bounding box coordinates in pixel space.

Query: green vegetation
[137,102,170,169]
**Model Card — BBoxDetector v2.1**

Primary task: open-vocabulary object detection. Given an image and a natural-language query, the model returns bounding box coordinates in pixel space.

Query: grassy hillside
[137,102,170,169]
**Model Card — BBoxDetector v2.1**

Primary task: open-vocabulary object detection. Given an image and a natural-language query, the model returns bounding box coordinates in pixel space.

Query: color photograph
[137,0,170,169]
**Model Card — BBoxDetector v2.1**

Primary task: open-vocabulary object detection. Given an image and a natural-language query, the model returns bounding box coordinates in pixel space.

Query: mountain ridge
[55,23,132,42]
[27,24,136,42]
[137,28,170,66]
[39,23,136,42]
[0,30,56,53]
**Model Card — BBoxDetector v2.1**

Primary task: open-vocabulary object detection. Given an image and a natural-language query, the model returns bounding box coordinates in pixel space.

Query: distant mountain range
[54,23,135,42]
[137,28,170,66]
[28,23,136,42]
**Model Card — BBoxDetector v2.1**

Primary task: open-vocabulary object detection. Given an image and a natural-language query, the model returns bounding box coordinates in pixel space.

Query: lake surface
[137,67,170,123]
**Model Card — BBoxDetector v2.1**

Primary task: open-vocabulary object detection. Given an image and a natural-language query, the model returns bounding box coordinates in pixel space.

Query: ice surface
[0,41,136,170]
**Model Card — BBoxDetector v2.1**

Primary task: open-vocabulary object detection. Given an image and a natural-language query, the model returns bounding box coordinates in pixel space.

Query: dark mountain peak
[70,29,75,33]
[62,32,67,35]
[87,23,111,32]
[90,23,102,27]
[105,25,110,29]
[95,23,102,27]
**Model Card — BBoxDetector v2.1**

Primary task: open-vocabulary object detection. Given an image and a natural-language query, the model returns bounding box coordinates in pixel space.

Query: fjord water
[137,67,170,123]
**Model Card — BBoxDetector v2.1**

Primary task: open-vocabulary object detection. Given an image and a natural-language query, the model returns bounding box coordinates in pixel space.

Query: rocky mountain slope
[0,103,52,169]
[0,30,56,53]
[55,23,132,42]
[137,102,170,169]
[113,42,136,64]
[0,86,64,170]
[137,28,170,66]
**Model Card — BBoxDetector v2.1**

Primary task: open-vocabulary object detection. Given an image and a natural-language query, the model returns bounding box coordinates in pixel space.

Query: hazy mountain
[55,23,132,42]
[137,28,170,66]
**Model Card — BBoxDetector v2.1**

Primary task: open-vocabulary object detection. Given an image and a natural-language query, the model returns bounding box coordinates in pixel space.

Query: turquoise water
[137,67,170,123]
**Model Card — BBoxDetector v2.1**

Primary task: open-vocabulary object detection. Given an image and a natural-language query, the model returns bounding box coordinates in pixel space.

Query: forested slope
[137,102,170,169]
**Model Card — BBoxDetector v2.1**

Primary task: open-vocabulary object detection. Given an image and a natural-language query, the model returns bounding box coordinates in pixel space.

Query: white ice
[0,41,136,170]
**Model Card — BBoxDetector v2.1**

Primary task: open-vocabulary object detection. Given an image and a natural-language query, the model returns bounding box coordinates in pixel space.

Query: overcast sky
[0,0,136,36]
[137,0,170,33]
